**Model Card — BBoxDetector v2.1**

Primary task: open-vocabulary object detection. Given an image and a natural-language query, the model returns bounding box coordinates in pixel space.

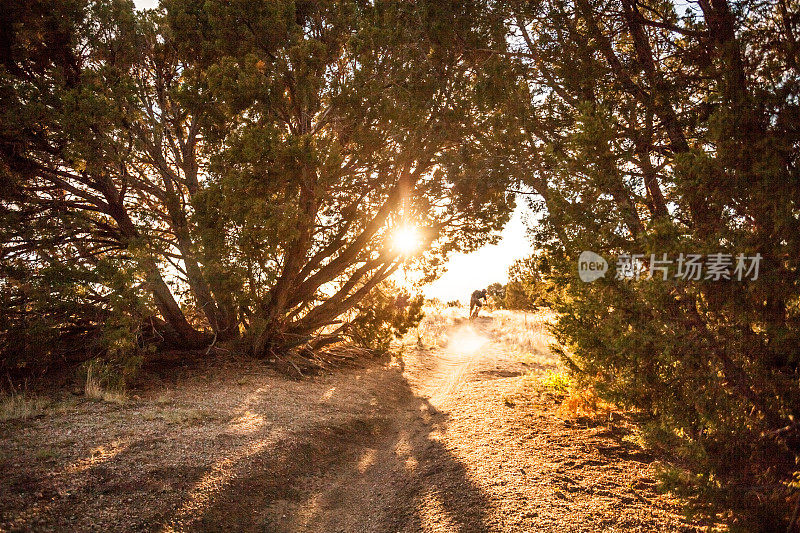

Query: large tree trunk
[100,176,209,349]
[142,256,209,348]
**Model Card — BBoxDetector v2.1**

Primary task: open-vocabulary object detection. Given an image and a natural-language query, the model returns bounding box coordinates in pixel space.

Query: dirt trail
[193,317,519,533]
[423,324,488,404]
[0,312,709,532]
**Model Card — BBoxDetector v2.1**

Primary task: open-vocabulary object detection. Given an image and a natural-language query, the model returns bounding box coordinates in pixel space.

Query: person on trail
[469,289,487,319]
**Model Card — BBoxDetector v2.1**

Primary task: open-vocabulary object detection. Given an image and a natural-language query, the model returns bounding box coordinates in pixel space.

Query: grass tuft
[85,364,127,404]
[540,370,571,392]
[0,392,50,421]
[35,447,60,461]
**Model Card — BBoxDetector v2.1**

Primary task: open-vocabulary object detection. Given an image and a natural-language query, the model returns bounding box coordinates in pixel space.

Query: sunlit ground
[408,305,556,361]
[445,326,489,355]
[0,306,701,532]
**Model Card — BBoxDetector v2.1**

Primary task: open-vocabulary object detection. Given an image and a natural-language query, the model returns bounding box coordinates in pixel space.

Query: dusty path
[1,311,709,532]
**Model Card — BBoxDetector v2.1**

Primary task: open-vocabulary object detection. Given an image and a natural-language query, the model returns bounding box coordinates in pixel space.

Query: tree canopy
[1,0,514,366]
[485,0,800,506]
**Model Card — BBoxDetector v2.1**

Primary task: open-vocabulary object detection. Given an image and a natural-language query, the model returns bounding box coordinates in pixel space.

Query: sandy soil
[0,311,713,532]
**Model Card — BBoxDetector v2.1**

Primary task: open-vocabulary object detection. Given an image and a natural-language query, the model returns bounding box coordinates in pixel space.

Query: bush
[548,253,799,517]
[347,283,424,352]
[0,263,106,374]
[0,257,150,380]
[83,280,153,394]
[488,255,555,311]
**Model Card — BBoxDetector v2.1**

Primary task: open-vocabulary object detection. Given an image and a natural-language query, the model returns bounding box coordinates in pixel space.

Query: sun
[391,225,422,256]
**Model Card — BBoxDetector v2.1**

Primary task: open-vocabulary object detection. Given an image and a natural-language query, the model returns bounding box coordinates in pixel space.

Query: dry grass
[0,392,50,421]
[409,304,466,348]
[485,309,556,353]
[558,387,615,419]
[84,365,127,404]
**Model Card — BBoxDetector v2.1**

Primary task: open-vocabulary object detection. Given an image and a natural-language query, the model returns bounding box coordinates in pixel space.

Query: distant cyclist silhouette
[469,289,487,319]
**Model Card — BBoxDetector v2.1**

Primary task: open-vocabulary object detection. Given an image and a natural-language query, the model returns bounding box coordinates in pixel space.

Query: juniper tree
[487,0,800,506]
[1,0,515,364]
[161,0,514,356]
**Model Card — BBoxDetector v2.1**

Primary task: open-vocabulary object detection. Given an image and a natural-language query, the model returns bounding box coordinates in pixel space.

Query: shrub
[347,283,424,353]
[549,253,799,515]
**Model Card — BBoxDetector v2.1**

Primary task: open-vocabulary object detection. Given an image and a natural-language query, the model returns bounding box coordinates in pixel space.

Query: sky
[422,202,532,303]
[134,0,158,9]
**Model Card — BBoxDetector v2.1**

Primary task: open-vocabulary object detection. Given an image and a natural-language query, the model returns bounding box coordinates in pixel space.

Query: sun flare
[391,225,422,256]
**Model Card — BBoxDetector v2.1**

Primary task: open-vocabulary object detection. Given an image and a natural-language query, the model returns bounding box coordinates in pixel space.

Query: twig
[205,332,218,355]
[765,421,800,438]
[629,487,649,504]
[269,349,305,378]
[287,359,304,378]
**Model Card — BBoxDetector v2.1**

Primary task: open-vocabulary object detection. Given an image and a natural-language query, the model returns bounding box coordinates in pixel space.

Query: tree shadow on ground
[167,365,495,532]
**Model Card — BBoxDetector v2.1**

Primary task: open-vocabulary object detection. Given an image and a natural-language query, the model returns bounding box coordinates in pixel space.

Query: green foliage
[485,282,505,307]
[540,370,570,392]
[503,280,538,311]
[488,254,554,310]
[0,254,148,374]
[1,0,515,367]
[490,0,800,516]
[550,261,798,488]
[93,280,151,390]
[347,283,424,353]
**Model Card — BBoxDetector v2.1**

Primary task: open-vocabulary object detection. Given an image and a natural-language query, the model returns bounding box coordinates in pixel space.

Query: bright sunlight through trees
[391,225,423,256]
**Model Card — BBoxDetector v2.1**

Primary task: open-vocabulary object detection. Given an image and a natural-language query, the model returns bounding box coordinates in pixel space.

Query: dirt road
[1,312,706,532]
